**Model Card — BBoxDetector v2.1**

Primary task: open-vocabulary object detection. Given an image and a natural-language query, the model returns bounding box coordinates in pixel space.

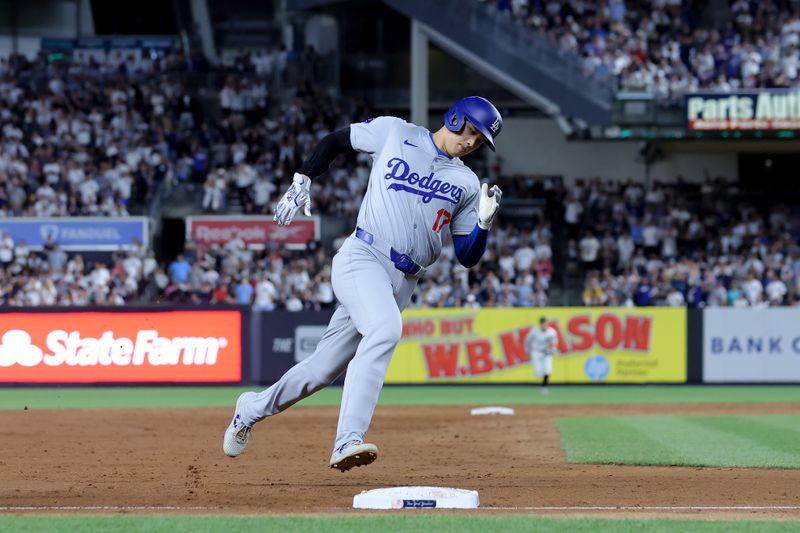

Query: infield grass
[0,385,798,410]
[0,515,798,533]
[557,414,800,468]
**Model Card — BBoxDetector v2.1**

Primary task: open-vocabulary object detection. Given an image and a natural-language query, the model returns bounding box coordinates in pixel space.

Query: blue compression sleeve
[453,224,489,268]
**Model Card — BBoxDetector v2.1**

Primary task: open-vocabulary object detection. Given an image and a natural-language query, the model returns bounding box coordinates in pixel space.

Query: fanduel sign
[685,91,800,130]
[0,217,148,250]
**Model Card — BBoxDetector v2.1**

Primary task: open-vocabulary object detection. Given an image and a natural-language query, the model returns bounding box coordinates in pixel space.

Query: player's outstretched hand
[274,172,312,226]
[478,183,502,230]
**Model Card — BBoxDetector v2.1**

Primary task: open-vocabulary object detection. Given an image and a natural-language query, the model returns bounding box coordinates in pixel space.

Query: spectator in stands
[464,293,481,308]
[483,0,800,97]
[634,276,654,307]
[666,284,686,307]
[235,277,255,305]
[742,271,764,306]
[564,193,583,239]
[582,274,607,306]
[579,230,601,272]
[765,269,788,306]
[0,231,13,266]
[47,244,67,273]
[314,266,335,309]
[514,241,536,273]
[254,273,279,311]
[202,169,228,211]
[616,231,635,268]
[168,254,192,284]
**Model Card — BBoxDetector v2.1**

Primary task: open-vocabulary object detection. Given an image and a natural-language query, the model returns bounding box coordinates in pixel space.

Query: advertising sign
[252,310,335,383]
[42,37,178,51]
[385,308,687,383]
[0,310,242,383]
[0,217,148,251]
[685,91,800,131]
[186,216,319,249]
[703,308,800,382]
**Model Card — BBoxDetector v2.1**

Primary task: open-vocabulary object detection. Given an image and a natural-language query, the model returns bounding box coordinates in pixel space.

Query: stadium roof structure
[288,0,614,127]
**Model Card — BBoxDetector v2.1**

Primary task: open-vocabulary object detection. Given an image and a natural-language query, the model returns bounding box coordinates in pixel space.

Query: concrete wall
[0,0,94,58]
[492,117,739,183]
[0,35,40,58]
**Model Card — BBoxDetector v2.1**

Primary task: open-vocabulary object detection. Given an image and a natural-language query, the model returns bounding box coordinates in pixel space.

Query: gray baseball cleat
[223,391,256,457]
[329,441,378,472]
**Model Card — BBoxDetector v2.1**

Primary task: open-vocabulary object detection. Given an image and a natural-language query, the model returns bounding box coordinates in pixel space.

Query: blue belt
[355,227,424,276]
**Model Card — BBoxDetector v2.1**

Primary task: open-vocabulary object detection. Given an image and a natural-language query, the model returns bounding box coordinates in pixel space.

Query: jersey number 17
[432,208,452,233]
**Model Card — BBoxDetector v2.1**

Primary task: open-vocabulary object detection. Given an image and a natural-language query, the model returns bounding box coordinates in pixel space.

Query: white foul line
[0,506,216,512]
[485,506,800,511]
[2,505,800,513]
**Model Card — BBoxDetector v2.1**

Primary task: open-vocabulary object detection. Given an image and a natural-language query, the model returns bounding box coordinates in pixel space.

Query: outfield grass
[0,385,798,410]
[0,515,798,533]
[557,414,800,468]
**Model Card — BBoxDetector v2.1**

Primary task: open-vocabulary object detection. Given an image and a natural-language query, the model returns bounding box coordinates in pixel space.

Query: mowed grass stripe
[685,416,800,462]
[615,416,800,468]
[633,416,800,468]
[0,385,798,410]
[0,515,798,533]
[556,415,800,469]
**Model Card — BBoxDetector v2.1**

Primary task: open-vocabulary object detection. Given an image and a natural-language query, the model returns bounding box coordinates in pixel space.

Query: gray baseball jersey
[351,116,481,267]
[235,116,487,458]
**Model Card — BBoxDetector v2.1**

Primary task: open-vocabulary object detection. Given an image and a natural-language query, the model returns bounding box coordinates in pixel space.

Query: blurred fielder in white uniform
[525,317,558,395]
[223,96,504,472]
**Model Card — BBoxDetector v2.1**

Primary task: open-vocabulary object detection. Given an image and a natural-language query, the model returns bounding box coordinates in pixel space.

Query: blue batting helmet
[444,96,503,151]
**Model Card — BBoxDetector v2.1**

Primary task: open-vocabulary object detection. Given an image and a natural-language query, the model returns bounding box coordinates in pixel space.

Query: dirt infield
[2,401,800,518]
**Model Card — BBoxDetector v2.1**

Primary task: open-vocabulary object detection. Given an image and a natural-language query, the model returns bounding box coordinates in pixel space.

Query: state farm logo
[0,331,42,367]
[0,329,229,367]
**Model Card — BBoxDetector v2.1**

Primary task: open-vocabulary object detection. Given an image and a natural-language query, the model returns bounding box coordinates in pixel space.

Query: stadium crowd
[0,46,316,219]
[0,218,553,309]
[10,166,800,310]
[0,50,198,217]
[483,0,800,97]
[205,83,373,217]
[1,44,798,310]
[562,177,800,307]
[0,46,418,309]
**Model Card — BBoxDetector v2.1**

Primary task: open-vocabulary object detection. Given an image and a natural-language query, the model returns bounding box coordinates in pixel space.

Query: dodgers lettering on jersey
[384,158,464,204]
[350,116,481,268]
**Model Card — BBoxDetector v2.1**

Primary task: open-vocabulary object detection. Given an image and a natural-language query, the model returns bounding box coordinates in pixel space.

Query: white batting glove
[274,172,312,226]
[478,183,502,230]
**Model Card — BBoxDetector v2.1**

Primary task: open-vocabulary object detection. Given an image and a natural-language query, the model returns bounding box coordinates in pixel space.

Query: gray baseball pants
[237,236,418,452]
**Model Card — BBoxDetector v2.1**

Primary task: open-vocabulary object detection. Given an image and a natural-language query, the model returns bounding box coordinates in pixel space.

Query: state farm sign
[0,310,242,383]
[187,216,319,249]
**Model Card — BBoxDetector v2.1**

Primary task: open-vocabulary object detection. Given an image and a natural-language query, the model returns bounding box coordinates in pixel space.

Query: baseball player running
[525,317,558,395]
[223,96,504,471]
